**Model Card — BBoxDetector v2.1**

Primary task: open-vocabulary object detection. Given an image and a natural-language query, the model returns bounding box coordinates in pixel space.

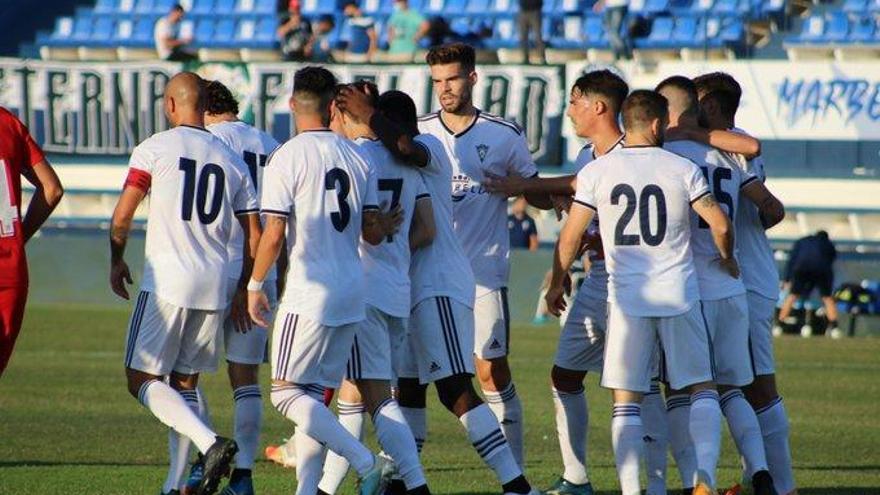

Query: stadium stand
[33,0,813,62]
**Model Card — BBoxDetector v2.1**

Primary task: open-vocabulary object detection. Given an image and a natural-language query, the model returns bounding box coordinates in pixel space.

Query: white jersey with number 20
[260,130,379,326]
[574,146,710,317]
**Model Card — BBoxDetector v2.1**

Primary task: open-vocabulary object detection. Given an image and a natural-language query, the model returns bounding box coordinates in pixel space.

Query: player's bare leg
[547,366,595,495]
[126,368,237,495]
[776,293,799,326]
[744,375,798,495]
[224,362,262,494]
[476,355,525,467]
[821,296,841,337]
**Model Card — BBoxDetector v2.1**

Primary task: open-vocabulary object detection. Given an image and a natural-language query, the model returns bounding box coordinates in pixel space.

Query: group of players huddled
[107,41,797,495]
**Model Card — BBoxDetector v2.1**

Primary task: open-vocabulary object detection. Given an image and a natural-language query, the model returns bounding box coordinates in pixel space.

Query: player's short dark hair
[350,80,379,107]
[655,75,698,115]
[204,80,239,116]
[621,90,668,131]
[318,14,335,26]
[693,72,742,115]
[426,42,476,72]
[377,90,418,137]
[293,67,338,122]
[701,89,740,119]
[571,70,629,113]
[171,3,185,12]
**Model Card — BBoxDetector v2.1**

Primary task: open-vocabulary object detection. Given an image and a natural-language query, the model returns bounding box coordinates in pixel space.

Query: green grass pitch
[1,304,879,494]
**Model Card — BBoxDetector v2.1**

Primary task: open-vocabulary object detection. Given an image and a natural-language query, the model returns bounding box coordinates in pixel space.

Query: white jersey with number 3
[355,137,430,318]
[208,120,280,282]
[574,146,710,317]
[129,125,258,311]
[418,110,538,297]
[664,140,757,301]
[261,130,379,326]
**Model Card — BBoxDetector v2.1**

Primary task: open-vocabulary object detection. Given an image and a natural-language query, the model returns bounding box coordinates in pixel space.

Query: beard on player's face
[439,85,472,114]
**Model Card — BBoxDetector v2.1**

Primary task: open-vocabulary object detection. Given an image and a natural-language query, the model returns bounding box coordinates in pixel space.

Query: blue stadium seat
[46,17,77,46]
[482,16,518,49]
[672,15,698,44]
[690,0,715,13]
[791,15,826,44]
[582,14,607,48]
[191,0,216,16]
[557,0,585,12]
[468,0,492,14]
[489,0,518,15]
[825,12,850,43]
[236,0,276,13]
[215,0,236,13]
[88,16,117,46]
[423,0,447,15]
[194,17,216,44]
[629,0,669,15]
[70,16,95,44]
[549,14,582,49]
[842,0,867,12]
[850,15,877,42]
[154,0,177,13]
[542,0,558,15]
[132,17,156,45]
[134,0,157,14]
[637,16,674,48]
[444,0,468,14]
[94,0,119,14]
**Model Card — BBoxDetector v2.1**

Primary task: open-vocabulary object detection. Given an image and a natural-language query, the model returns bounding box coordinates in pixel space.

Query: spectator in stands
[277,0,312,61]
[153,4,197,62]
[518,0,545,64]
[777,230,841,337]
[386,0,430,62]
[305,14,336,62]
[594,0,631,61]
[343,1,377,62]
[508,196,539,251]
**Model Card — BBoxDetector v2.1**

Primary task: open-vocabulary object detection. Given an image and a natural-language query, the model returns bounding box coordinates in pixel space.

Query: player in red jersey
[0,107,64,377]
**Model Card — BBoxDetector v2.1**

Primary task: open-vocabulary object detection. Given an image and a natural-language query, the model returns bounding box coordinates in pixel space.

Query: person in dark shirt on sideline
[508,196,538,251]
[776,230,840,337]
[518,0,545,64]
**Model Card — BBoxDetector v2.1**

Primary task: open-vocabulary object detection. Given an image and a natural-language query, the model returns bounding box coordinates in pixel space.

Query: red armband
[124,168,151,192]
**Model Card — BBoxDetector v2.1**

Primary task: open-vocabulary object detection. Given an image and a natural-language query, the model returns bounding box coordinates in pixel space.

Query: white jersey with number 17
[574,146,709,317]
[355,137,430,318]
[208,120,280,283]
[128,125,258,311]
[260,129,379,326]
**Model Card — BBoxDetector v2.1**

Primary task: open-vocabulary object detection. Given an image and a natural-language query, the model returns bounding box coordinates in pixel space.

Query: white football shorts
[399,296,476,384]
[473,288,510,359]
[555,287,607,373]
[270,311,358,388]
[123,291,224,376]
[701,295,755,387]
[746,291,776,376]
[224,281,277,365]
[602,303,715,393]
[345,305,408,381]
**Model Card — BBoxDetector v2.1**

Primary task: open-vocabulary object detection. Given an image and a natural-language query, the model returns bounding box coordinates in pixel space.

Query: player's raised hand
[231,287,252,333]
[336,85,377,122]
[110,259,133,300]
[545,284,567,317]
[550,194,573,220]
[482,173,526,197]
[248,289,271,328]
[379,202,404,237]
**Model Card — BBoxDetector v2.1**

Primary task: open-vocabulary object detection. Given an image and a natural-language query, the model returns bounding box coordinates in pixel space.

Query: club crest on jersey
[476,144,489,163]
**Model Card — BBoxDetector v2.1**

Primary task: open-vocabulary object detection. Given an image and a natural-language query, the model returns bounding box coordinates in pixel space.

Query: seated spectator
[154,4,197,61]
[277,0,312,61]
[305,14,335,62]
[508,196,538,251]
[386,0,429,62]
[343,1,377,62]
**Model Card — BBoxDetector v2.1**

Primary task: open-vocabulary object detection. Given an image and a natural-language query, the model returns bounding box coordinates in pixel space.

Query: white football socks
[271,384,374,476]
[138,380,216,454]
[641,384,669,495]
[295,430,326,495]
[689,390,722,488]
[483,383,525,467]
[611,403,644,495]
[721,389,769,476]
[232,385,262,470]
[373,398,428,489]
[400,406,427,454]
[163,388,200,493]
[551,387,590,485]
[756,397,796,495]
[666,394,696,488]
[318,400,366,495]
[459,404,522,485]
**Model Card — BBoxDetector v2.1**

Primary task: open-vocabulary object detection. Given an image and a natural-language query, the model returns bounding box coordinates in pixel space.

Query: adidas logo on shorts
[430,361,441,373]
[489,339,502,350]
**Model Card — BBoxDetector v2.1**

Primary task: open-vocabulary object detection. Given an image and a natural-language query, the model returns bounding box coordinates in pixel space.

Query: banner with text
[564,60,880,162]
[0,59,565,164]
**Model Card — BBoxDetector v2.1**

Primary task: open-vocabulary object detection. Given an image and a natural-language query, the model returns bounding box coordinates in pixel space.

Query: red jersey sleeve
[8,111,45,169]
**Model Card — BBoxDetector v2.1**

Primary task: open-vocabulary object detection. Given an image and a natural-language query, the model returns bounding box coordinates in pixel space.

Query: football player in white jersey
[245,67,391,495]
[109,72,260,495]
[336,85,541,495]
[417,42,553,467]
[315,81,434,495]
[657,76,785,495]
[694,72,798,495]
[548,90,733,495]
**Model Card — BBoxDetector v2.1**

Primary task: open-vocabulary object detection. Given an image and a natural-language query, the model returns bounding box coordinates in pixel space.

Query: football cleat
[161,491,181,495]
[771,325,783,338]
[503,489,544,495]
[182,456,205,495]
[358,455,394,495]
[799,325,813,338]
[751,470,777,495]
[220,474,254,495]
[722,483,743,495]
[194,437,238,495]
[383,479,408,495]
[265,439,297,468]
[829,327,844,339]
[545,477,595,495]
[692,482,714,495]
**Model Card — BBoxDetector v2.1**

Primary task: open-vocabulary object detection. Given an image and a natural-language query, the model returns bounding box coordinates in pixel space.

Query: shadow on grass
[0,460,166,468]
